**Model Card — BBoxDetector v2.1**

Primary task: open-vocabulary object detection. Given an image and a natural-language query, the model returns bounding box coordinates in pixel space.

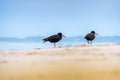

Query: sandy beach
[0,44,120,80]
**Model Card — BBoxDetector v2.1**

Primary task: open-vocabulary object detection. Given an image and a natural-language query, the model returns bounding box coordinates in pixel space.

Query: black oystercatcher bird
[43,32,65,47]
[85,31,98,45]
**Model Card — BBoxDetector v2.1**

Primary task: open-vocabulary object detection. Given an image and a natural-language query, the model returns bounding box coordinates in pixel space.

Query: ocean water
[0,36,120,50]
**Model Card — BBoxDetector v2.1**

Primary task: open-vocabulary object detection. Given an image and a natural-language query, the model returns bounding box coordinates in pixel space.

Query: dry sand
[0,44,120,80]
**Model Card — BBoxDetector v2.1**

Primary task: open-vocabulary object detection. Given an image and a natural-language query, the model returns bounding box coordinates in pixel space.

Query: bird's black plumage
[43,33,64,47]
[85,31,97,44]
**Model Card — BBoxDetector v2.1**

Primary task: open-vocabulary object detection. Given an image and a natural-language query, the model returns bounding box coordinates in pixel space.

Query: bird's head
[58,32,66,37]
[91,31,98,35]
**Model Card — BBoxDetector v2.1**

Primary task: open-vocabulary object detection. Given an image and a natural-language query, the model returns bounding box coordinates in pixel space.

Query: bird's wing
[85,33,95,40]
[85,33,90,39]
[48,35,59,41]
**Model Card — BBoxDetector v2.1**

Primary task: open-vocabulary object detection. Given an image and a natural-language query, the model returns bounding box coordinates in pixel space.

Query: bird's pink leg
[87,40,89,44]
[54,43,56,48]
[90,41,92,45]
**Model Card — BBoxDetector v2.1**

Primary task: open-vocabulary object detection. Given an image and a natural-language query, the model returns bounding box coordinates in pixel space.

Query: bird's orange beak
[62,34,66,37]
[95,33,98,35]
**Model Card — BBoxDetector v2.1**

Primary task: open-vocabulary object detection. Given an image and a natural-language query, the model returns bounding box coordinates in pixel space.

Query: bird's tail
[85,36,87,39]
[42,38,47,43]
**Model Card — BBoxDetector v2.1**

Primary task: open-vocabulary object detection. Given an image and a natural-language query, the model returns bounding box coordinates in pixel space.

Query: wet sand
[0,44,120,80]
